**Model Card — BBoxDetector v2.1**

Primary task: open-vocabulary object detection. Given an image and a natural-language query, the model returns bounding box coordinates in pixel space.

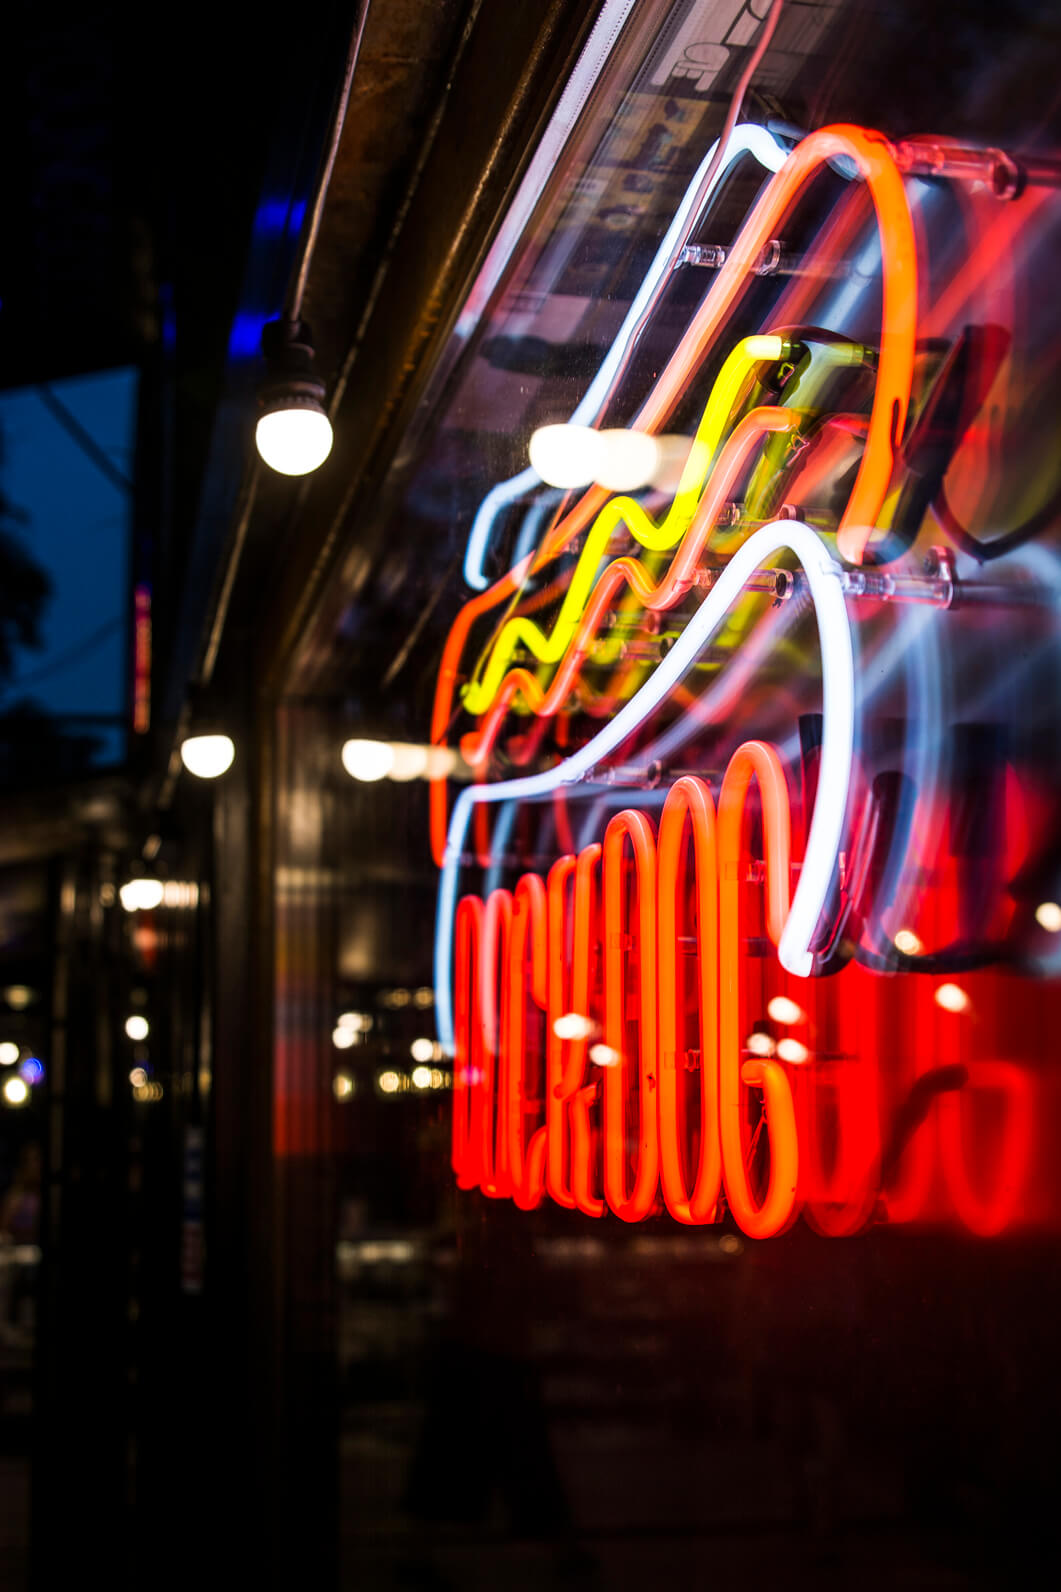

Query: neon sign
[432,117,1054,1238]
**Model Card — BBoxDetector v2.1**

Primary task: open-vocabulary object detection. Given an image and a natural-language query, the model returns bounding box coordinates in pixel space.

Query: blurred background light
[124,1015,149,1041]
[1035,901,1061,933]
[120,878,164,912]
[589,1043,620,1067]
[553,1012,593,1041]
[528,423,602,488]
[935,983,970,1014]
[3,1077,29,1107]
[180,733,235,779]
[0,1042,20,1067]
[767,995,805,1025]
[332,1025,356,1050]
[341,738,394,781]
[746,1032,776,1057]
[333,1073,355,1100]
[894,928,924,954]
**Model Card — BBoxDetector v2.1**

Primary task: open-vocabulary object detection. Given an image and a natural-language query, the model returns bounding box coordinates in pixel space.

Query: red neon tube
[603,809,660,1222]
[507,872,549,1209]
[479,889,513,1198]
[657,777,723,1225]
[453,895,485,1190]
[718,741,799,1238]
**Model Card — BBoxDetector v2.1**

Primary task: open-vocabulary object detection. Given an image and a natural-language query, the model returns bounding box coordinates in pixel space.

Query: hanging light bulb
[255,318,333,476]
[180,734,236,779]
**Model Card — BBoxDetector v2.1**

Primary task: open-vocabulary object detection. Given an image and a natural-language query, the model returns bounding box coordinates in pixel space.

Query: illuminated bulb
[934,983,970,1014]
[125,1015,149,1042]
[180,734,235,780]
[255,406,333,476]
[341,738,394,782]
[1035,901,1061,933]
[528,424,604,489]
[746,1032,776,1058]
[389,743,430,782]
[894,928,923,955]
[589,1043,621,1067]
[553,1011,593,1041]
[410,1037,436,1063]
[767,995,805,1025]
[129,1067,148,1087]
[3,985,33,1010]
[337,1011,370,1032]
[378,1070,400,1094]
[424,745,457,779]
[3,1077,29,1106]
[120,878,164,912]
[333,1073,354,1100]
[776,1037,810,1064]
[332,1026,356,1050]
[411,1065,432,1089]
[0,1042,19,1067]
[594,428,660,492]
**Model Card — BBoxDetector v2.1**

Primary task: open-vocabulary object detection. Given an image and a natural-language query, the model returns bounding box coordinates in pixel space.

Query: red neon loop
[546,855,579,1210]
[603,810,661,1222]
[479,890,513,1198]
[718,742,800,1239]
[453,895,485,1190]
[507,873,549,1209]
[657,777,723,1225]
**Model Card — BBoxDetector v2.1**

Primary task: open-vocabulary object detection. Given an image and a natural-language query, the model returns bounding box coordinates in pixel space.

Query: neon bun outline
[435,517,855,1053]
[461,124,790,590]
[431,121,916,866]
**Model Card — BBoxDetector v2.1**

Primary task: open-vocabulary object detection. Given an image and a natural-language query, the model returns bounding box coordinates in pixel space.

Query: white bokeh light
[180,734,235,780]
[255,406,333,476]
[341,739,395,782]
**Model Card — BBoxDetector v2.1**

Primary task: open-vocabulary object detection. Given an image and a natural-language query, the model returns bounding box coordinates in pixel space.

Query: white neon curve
[435,518,857,1052]
[461,123,790,590]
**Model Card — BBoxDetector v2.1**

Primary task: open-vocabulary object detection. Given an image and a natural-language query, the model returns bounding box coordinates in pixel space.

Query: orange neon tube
[657,777,723,1225]
[506,872,549,1209]
[603,809,660,1222]
[717,741,799,1238]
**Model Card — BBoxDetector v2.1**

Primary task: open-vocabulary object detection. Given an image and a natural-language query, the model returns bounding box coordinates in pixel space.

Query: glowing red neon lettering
[603,810,660,1222]
[507,872,548,1209]
[717,741,800,1239]
[657,777,722,1225]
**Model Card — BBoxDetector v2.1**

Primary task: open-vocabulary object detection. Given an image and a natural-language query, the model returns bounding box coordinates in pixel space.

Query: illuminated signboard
[431,120,1060,1239]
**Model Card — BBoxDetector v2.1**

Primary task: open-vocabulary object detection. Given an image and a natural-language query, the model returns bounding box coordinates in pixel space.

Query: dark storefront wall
[264,2,1061,1585]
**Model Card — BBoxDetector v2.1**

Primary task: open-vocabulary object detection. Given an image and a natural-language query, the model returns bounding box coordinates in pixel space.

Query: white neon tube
[436,518,856,1050]
[461,123,790,589]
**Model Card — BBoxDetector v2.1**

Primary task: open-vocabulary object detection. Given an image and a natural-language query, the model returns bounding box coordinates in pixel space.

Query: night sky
[0,367,136,766]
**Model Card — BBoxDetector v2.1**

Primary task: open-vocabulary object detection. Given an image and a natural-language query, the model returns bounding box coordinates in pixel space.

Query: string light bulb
[256,318,333,476]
